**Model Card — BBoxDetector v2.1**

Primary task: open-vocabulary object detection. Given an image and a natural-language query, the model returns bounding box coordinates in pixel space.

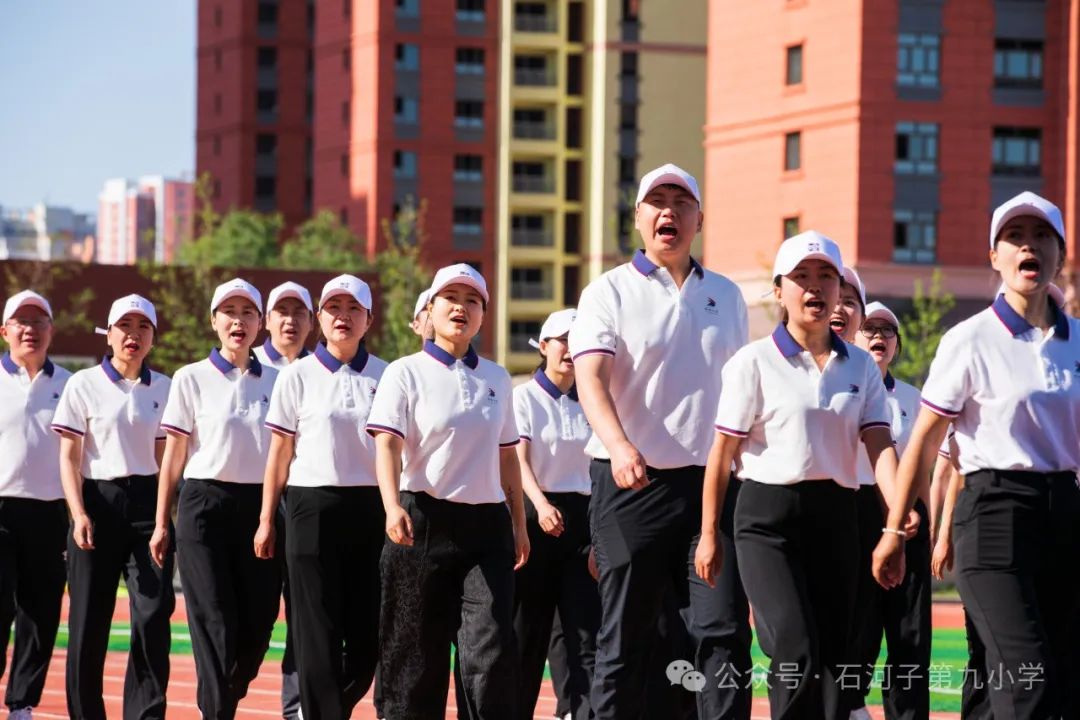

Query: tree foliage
[368,197,433,362]
[281,210,369,273]
[178,174,281,269]
[2,261,95,338]
[136,261,225,376]
[891,269,956,387]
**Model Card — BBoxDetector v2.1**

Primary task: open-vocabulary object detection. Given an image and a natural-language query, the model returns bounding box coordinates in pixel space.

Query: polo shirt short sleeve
[0,355,71,500]
[51,359,171,480]
[367,342,518,504]
[855,374,921,486]
[513,371,592,495]
[253,338,309,370]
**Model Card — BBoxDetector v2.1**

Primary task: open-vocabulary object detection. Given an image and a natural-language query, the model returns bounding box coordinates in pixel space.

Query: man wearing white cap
[150,278,282,719]
[0,290,71,720]
[52,294,174,720]
[569,164,751,718]
[875,191,1080,718]
[251,281,313,720]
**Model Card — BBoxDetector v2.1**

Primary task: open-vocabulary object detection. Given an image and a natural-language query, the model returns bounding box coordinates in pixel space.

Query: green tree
[368,197,432,361]
[891,269,956,387]
[178,174,281,269]
[137,261,225,376]
[281,210,369,272]
[2,261,95,338]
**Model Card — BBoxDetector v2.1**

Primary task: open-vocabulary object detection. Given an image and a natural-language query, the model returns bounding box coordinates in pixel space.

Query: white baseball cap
[210,278,263,314]
[107,294,157,328]
[996,281,1066,308]
[319,274,373,310]
[413,289,431,320]
[429,263,489,304]
[864,301,900,329]
[772,230,845,278]
[989,191,1065,248]
[266,282,313,314]
[636,163,702,206]
[841,266,867,308]
[3,290,53,324]
[528,308,577,349]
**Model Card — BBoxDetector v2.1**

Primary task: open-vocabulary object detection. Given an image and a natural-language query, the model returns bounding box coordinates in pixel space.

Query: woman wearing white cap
[149,278,281,719]
[874,191,1080,718]
[0,290,71,720]
[511,308,598,720]
[367,263,528,719]
[252,280,313,720]
[51,294,173,720]
[830,267,867,343]
[697,231,898,719]
[253,274,387,720]
[846,302,929,720]
[411,288,431,339]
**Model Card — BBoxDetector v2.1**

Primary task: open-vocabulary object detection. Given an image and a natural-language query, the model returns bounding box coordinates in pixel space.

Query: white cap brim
[269,289,312,312]
[865,306,900,328]
[320,288,372,310]
[3,296,52,323]
[773,251,842,278]
[430,276,489,304]
[636,172,701,205]
[213,289,261,312]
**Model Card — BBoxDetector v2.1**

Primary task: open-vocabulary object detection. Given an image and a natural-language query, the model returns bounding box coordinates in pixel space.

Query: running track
[3,598,966,719]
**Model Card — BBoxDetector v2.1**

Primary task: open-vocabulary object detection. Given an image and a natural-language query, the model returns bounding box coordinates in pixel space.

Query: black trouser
[176,478,281,720]
[0,497,67,711]
[953,469,1080,720]
[380,491,517,720]
[513,491,600,720]
[847,488,931,719]
[286,485,384,720]
[66,476,175,720]
[735,479,858,720]
[549,612,573,718]
[589,461,751,720]
[961,609,992,720]
[278,495,300,720]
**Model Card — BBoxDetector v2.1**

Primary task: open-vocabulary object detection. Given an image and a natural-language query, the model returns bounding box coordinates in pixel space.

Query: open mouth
[333,323,351,332]
[123,341,141,353]
[229,329,247,343]
[1019,258,1041,279]
[829,314,847,332]
[806,299,826,312]
[561,355,573,365]
[281,327,297,337]
[657,223,678,240]
[449,314,468,327]
[870,340,887,353]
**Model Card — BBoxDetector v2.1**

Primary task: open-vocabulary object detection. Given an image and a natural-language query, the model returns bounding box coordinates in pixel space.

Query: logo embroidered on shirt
[261,395,269,403]
[705,296,719,315]
[153,401,160,409]
[848,384,860,394]
[1074,361,1080,374]
[486,387,497,404]
[52,392,60,400]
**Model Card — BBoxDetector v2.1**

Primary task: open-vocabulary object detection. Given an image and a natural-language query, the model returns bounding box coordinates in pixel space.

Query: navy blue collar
[991,293,1071,340]
[533,369,578,401]
[315,342,369,374]
[630,249,705,279]
[209,347,263,377]
[101,356,151,385]
[884,371,896,392]
[424,340,479,369]
[2,352,54,377]
[261,338,310,363]
[771,323,849,359]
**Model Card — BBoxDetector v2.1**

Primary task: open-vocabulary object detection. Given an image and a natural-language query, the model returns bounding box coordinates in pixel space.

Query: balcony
[514,13,556,33]
[512,175,554,194]
[511,228,553,247]
[510,281,553,301]
[514,66,556,87]
[512,120,556,140]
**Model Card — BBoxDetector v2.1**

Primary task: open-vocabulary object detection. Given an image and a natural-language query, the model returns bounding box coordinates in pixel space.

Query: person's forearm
[701,434,736,536]
[374,435,404,513]
[59,437,87,519]
[500,450,527,528]
[885,413,949,530]
[154,436,186,529]
[867,436,899,512]
[515,443,547,508]
[938,468,962,543]
[259,435,293,523]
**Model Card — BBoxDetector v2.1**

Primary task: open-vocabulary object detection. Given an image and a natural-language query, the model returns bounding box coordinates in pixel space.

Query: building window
[786,44,803,85]
[994,39,1043,89]
[510,267,550,300]
[515,2,554,33]
[393,150,417,178]
[340,154,349,177]
[514,54,553,86]
[893,209,936,263]
[618,156,636,184]
[396,0,420,17]
[213,136,221,156]
[454,100,484,128]
[254,176,276,210]
[509,320,543,352]
[394,95,419,124]
[342,48,351,71]
[992,127,1041,176]
[895,122,938,175]
[784,131,801,171]
[395,43,419,71]
[618,103,637,130]
[257,1,278,36]
[513,161,551,193]
[214,5,222,27]
[897,33,940,88]
[512,107,552,139]
[344,0,351,17]
[456,0,485,22]
[452,207,483,235]
[454,155,483,181]
[214,48,223,71]
[511,214,551,246]
[256,89,278,122]
[256,133,277,156]
[257,47,277,69]
[342,100,350,126]
[455,47,485,75]
[783,216,800,239]
[214,93,222,115]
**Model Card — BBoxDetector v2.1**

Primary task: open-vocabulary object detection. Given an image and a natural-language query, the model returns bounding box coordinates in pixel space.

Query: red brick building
[704,0,1080,320]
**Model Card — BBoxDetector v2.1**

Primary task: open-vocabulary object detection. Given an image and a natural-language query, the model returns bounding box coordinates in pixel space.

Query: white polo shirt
[513,370,592,495]
[366,341,519,504]
[855,373,921,486]
[51,358,170,480]
[253,338,310,370]
[715,324,891,489]
[921,295,1080,475]
[0,355,71,500]
[161,348,279,484]
[568,250,748,469]
[265,344,386,488]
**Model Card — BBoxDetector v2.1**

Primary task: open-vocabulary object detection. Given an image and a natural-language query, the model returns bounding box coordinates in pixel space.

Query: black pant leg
[961,610,992,720]
[553,494,600,720]
[1040,475,1080,718]
[279,495,300,720]
[848,486,886,710]
[548,612,573,718]
[0,500,17,686]
[66,481,128,720]
[513,497,560,720]
[2,499,67,711]
[340,487,383,713]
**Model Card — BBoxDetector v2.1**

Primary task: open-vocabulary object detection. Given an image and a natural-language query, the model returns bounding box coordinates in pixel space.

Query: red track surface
[3,598,966,719]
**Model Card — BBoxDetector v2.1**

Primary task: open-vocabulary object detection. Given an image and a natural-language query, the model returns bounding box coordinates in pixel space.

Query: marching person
[848,302,929,720]
[697,231,899,720]
[253,280,313,720]
[512,308,599,720]
[0,291,71,720]
[53,294,173,720]
[830,266,866,341]
[367,263,528,719]
[254,275,387,720]
[874,191,1080,718]
[149,278,281,720]
[569,163,751,719]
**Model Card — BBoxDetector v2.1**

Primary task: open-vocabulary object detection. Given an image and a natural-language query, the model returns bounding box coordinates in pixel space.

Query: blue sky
[0,2,195,215]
